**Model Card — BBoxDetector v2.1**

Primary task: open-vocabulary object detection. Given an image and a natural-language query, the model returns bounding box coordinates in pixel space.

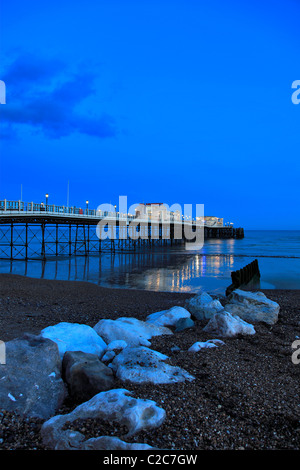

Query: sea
[0,230,299,295]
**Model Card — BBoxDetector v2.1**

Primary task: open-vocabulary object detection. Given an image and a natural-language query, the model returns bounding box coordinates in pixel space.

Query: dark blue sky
[0,0,300,229]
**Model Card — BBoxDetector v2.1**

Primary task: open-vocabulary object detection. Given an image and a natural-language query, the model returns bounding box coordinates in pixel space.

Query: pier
[0,200,244,260]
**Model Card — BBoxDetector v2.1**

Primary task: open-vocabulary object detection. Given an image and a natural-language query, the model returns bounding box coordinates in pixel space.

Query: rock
[101,351,116,362]
[41,322,107,359]
[203,311,256,337]
[111,346,195,384]
[81,436,154,450]
[188,339,225,352]
[106,340,128,351]
[93,317,172,347]
[101,340,128,363]
[0,334,66,419]
[185,292,224,321]
[225,289,280,325]
[62,351,115,402]
[146,306,191,327]
[175,317,195,332]
[41,389,166,449]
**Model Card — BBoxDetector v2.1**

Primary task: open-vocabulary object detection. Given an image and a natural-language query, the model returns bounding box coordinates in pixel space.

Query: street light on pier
[45,193,49,210]
[86,200,89,214]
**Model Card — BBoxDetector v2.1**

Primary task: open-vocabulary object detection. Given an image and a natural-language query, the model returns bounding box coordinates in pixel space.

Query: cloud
[0,53,117,140]
[3,53,65,88]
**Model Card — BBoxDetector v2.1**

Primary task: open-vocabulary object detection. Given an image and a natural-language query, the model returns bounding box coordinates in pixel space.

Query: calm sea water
[0,230,299,294]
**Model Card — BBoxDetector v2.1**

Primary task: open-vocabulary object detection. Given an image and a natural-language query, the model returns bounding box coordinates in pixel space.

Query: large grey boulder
[111,346,195,384]
[62,351,115,402]
[41,388,166,450]
[225,289,280,325]
[0,334,66,419]
[185,292,224,321]
[203,311,256,337]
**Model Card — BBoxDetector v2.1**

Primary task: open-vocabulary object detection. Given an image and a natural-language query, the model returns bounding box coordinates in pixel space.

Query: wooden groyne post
[226,259,260,296]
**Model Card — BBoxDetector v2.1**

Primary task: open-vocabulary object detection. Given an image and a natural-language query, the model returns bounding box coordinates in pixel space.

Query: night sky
[0,0,299,229]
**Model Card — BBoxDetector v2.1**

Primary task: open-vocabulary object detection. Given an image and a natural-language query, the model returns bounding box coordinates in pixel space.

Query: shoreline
[0,273,300,450]
[0,273,195,342]
[0,272,299,342]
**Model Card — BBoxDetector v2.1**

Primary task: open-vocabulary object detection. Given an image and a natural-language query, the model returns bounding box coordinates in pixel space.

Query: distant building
[135,204,223,226]
[196,216,224,227]
[135,203,181,222]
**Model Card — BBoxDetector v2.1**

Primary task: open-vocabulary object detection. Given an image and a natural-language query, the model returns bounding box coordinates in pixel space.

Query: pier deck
[0,201,244,259]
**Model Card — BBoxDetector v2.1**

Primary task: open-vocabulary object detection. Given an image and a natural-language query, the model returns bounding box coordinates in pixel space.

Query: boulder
[185,292,224,321]
[203,311,255,337]
[41,322,107,359]
[93,317,172,347]
[146,306,191,327]
[62,351,115,402]
[111,346,195,384]
[0,334,66,419]
[225,289,280,325]
[41,388,166,449]
[175,317,195,332]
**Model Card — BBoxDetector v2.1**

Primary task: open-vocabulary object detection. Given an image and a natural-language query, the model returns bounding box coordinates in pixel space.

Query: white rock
[225,289,280,325]
[101,340,128,362]
[188,342,217,352]
[41,389,166,449]
[203,311,255,337]
[146,306,191,327]
[101,351,116,362]
[111,346,195,384]
[188,339,225,352]
[185,292,224,320]
[81,436,154,450]
[41,322,107,359]
[106,340,128,351]
[93,317,172,347]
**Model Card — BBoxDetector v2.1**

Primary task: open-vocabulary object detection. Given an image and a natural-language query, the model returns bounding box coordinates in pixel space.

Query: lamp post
[45,193,49,211]
[86,200,89,214]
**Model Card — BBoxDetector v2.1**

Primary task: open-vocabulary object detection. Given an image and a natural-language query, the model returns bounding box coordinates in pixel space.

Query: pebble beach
[0,273,300,450]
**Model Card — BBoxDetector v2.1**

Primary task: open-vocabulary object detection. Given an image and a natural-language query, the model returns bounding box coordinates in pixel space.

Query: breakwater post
[226,259,260,296]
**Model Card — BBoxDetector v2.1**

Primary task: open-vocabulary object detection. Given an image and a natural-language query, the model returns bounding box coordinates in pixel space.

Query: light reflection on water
[0,230,299,294]
[0,251,237,294]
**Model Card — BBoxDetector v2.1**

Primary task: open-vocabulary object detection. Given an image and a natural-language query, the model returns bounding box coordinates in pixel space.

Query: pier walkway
[0,200,244,259]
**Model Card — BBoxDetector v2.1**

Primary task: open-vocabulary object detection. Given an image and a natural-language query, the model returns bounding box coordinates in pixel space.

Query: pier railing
[0,200,245,259]
[0,199,211,226]
[0,200,136,221]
